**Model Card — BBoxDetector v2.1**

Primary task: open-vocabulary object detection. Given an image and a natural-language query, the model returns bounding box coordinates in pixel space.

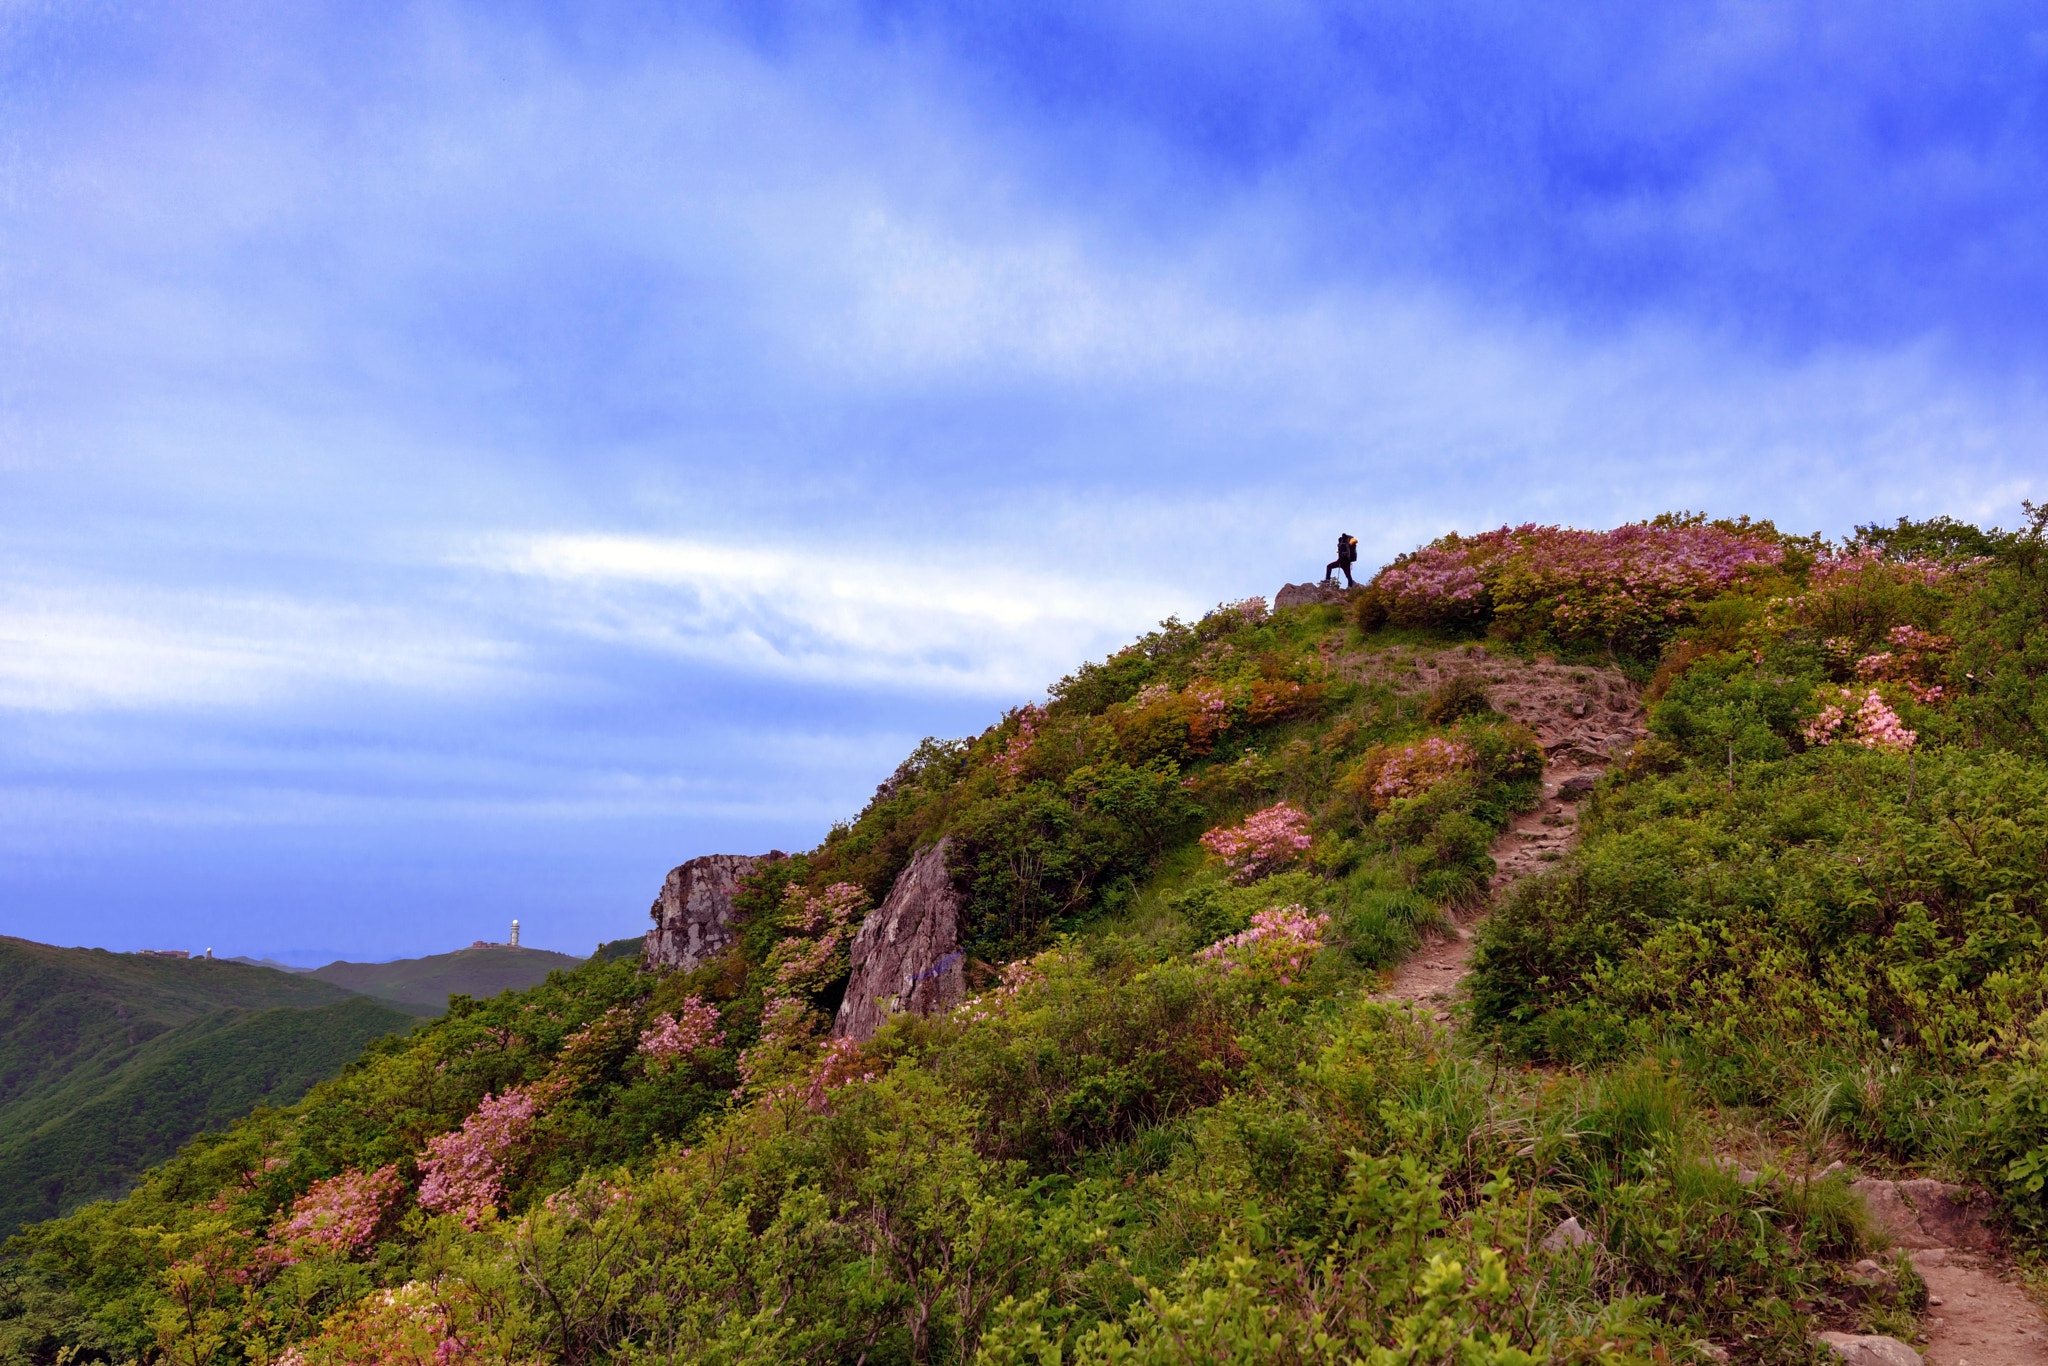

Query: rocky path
[1372,757,1603,1016]
[1358,648,2048,1364]
[1845,1179,2048,1366]
[1369,648,1641,1018]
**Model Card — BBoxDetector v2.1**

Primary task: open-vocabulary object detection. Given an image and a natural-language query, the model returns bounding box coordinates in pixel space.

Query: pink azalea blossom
[1805,687,1917,753]
[1371,736,1476,804]
[270,1165,404,1262]
[1223,597,1267,623]
[1200,802,1313,884]
[1808,548,1958,590]
[416,1084,550,1228]
[803,1036,881,1112]
[275,1281,473,1366]
[733,992,824,1097]
[542,1180,629,1221]
[767,882,866,993]
[1186,681,1228,717]
[994,704,1043,778]
[733,881,871,1098]
[1197,905,1330,984]
[1374,522,1784,648]
[637,996,724,1068]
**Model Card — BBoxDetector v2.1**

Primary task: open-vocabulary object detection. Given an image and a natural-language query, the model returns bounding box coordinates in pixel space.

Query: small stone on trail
[1814,1332,1921,1366]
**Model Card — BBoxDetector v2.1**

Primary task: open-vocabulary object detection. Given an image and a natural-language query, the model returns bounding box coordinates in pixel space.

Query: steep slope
[0,997,415,1233]
[1369,650,1645,1016]
[307,945,583,1014]
[0,939,413,1232]
[8,509,2047,1366]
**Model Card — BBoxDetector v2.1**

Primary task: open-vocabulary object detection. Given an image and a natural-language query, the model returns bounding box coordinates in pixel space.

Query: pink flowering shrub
[269,1165,403,1263]
[1223,597,1267,624]
[548,1005,638,1091]
[1853,624,1953,703]
[767,881,867,995]
[1769,552,1969,658]
[736,1005,881,1111]
[803,1036,881,1112]
[1373,522,1785,655]
[1804,687,1917,753]
[416,1083,552,1228]
[273,1281,475,1366]
[1113,676,1323,764]
[734,879,870,1094]
[637,995,724,1069]
[1809,547,1958,590]
[1370,736,1476,806]
[735,991,825,1097]
[1200,802,1313,884]
[994,704,1042,779]
[1197,905,1330,985]
[542,1178,629,1222]
[953,952,1054,1025]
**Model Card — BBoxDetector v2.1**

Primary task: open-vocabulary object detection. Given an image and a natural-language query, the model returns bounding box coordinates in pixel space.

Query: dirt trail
[1914,1249,2048,1365]
[1355,646,2048,1362]
[1849,1181,2048,1365]
[1366,648,1643,1017]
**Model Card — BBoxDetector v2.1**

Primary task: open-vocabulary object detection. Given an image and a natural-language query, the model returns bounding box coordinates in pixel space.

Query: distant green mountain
[0,938,418,1232]
[307,944,583,1014]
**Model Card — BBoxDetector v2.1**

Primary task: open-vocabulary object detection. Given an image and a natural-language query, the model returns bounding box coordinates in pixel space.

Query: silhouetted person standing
[1327,533,1359,588]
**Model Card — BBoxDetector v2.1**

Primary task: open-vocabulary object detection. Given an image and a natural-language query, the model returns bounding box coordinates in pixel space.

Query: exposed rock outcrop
[1850,1178,1995,1251]
[642,854,761,971]
[1274,581,1350,610]
[833,839,966,1043]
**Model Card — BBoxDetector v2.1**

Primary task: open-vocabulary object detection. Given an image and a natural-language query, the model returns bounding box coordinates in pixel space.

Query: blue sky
[3,0,2043,961]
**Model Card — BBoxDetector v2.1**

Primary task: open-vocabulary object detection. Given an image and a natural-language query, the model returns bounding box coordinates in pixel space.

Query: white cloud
[0,581,513,712]
[468,532,1184,697]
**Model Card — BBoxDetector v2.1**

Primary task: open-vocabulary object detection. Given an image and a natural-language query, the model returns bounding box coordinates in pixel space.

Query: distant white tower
[509,919,520,947]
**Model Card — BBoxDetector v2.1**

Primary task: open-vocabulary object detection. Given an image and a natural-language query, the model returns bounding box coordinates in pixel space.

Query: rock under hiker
[1327,532,1359,588]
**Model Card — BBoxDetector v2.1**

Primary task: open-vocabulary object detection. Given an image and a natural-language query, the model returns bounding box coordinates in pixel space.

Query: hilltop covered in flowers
[1367,514,1799,657]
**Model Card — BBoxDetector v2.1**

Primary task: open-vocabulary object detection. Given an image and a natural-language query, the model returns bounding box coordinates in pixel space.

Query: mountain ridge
[5,509,2046,1366]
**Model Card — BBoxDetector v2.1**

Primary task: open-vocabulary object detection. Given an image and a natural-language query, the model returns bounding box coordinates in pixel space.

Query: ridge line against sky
[2,0,2043,959]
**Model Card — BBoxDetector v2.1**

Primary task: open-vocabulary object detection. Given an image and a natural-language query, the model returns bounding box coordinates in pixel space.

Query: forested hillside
[0,943,418,1234]
[4,507,2045,1366]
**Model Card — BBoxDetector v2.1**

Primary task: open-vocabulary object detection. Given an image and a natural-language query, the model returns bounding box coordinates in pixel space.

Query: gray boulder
[834,839,967,1043]
[1849,1177,1994,1250]
[642,854,762,971]
[1813,1333,1919,1366]
[1274,581,1347,610]
[1539,1216,1598,1253]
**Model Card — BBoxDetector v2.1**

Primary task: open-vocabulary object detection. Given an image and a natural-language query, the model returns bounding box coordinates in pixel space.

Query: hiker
[1326,532,1359,588]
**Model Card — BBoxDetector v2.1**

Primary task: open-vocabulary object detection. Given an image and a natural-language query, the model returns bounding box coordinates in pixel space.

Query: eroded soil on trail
[1368,648,1644,1017]
[1359,648,2048,1361]
[1915,1250,2048,1365]
[1851,1180,2048,1366]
